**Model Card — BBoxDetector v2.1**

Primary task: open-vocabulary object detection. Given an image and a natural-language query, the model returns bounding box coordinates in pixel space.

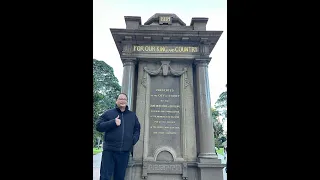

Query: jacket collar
[115,104,129,113]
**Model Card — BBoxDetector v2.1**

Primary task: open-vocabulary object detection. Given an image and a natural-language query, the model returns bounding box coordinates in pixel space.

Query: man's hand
[115,115,121,126]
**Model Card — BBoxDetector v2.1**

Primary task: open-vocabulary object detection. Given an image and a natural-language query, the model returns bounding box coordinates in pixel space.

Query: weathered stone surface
[148,75,181,158]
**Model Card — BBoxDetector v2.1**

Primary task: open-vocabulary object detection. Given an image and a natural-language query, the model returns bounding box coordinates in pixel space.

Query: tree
[211,108,225,148]
[213,84,227,148]
[215,84,227,121]
[93,78,104,147]
[93,59,121,146]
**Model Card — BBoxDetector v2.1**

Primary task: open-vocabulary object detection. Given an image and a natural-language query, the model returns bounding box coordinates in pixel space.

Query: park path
[93,152,102,180]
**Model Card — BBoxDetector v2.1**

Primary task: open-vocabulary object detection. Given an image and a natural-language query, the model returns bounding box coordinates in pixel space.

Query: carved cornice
[110,29,223,37]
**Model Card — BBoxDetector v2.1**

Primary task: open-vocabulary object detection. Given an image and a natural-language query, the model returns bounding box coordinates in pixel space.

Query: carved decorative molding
[122,58,137,66]
[122,44,133,54]
[141,61,190,89]
[141,161,188,179]
[194,58,211,67]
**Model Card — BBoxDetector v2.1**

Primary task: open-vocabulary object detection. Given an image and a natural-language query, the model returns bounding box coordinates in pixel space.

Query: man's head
[116,93,128,109]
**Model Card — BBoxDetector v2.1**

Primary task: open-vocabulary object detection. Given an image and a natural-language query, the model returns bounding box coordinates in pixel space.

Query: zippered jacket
[96,105,141,152]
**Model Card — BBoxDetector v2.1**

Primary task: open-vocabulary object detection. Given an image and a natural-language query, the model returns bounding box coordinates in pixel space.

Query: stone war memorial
[110,13,224,180]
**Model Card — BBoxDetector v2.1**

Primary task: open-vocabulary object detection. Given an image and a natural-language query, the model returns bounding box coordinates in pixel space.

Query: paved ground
[93,152,227,180]
[217,153,227,180]
[93,152,102,180]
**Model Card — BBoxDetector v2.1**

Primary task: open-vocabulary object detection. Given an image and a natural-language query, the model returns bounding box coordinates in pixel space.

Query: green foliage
[93,59,121,146]
[215,84,227,121]
[220,136,227,143]
[211,108,225,148]
[213,84,227,148]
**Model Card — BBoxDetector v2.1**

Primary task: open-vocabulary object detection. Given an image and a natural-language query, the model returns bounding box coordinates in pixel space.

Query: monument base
[197,157,225,180]
[125,159,225,180]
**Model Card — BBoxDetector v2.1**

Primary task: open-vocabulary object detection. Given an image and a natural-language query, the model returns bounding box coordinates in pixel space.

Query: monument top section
[124,13,209,31]
[144,13,186,26]
[111,13,222,60]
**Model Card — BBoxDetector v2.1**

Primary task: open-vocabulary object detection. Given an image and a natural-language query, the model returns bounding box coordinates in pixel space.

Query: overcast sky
[93,0,226,106]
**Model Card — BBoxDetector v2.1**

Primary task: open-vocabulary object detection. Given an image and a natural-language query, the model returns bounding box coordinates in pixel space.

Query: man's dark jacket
[96,105,141,152]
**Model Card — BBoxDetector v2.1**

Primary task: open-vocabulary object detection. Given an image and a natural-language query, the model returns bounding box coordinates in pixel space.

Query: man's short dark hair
[116,92,128,100]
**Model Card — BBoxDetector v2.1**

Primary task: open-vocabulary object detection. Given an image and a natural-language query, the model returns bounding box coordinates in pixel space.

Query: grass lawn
[93,148,103,155]
[216,148,225,155]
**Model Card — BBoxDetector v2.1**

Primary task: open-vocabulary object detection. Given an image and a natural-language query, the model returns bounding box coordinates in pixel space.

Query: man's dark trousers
[100,150,130,180]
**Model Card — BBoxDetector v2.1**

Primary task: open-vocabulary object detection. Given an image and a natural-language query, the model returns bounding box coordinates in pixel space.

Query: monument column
[194,58,217,160]
[121,57,137,111]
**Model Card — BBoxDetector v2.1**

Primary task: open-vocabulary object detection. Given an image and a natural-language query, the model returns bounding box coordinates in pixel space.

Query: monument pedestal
[125,160,225,180]
[197,158,225,180]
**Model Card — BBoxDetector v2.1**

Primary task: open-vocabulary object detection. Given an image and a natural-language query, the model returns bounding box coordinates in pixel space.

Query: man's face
[116,94,128,108]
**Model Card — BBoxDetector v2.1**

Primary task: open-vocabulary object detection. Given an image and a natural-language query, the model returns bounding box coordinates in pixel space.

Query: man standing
[96,93,141,180]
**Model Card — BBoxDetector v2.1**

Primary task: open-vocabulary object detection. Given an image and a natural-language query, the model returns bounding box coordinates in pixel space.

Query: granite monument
[110,13,224,180]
